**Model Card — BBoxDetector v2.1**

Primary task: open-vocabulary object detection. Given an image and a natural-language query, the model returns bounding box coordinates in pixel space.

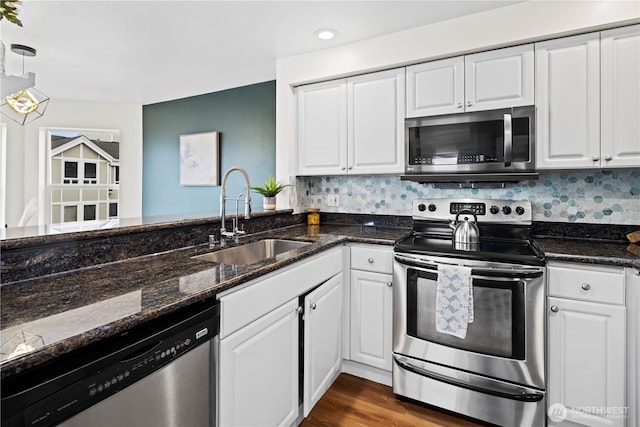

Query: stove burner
[395,198,546,266]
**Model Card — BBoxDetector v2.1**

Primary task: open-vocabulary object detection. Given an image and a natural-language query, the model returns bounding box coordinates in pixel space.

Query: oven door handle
[394,254,544,278]
[393,355,544,402]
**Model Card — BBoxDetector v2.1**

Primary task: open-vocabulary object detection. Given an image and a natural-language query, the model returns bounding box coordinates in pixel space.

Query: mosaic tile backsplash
[295,169,640,225]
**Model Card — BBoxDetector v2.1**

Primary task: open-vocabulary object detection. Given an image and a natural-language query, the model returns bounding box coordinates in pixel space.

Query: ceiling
[1,1,521,105]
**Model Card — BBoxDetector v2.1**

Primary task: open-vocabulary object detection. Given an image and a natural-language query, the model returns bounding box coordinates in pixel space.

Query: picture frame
[179,131,219,186]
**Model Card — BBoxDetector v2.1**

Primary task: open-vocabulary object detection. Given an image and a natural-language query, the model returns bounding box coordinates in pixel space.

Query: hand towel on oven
[435,264,474,339]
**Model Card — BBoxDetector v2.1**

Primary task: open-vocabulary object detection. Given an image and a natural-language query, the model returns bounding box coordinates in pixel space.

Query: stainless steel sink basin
[192,239,311,266]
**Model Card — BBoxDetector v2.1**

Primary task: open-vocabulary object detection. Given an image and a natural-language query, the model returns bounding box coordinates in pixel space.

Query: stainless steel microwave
[404,106,536,182]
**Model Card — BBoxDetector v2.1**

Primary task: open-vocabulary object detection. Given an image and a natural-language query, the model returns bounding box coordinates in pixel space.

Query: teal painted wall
[142,81,276,217]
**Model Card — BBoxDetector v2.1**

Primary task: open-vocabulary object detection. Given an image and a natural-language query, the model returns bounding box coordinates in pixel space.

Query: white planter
[263,196,276,210]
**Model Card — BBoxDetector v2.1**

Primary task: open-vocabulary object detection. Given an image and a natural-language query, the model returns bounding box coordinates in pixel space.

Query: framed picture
[179,131,219,186]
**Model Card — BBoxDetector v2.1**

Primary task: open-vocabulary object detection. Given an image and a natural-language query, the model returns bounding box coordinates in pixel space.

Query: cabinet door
[465,44,534,112]
[297,79,347,175]
[303,273,343,416]
[601,24,640,168]
[406,57,464,117]
[547,296,626,427]
[218,299,299,427]
[536,33,601,169]
[350,269,392,371]
[347,69,405,174]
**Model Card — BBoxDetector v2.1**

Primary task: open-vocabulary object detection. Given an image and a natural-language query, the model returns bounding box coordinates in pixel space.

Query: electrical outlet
[327,194,340,207]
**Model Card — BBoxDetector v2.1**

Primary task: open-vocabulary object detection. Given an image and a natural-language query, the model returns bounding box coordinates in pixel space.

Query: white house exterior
[49,135,119,224]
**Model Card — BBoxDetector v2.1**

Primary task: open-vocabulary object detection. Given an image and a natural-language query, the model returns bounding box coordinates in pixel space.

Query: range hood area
[400,172,540,186]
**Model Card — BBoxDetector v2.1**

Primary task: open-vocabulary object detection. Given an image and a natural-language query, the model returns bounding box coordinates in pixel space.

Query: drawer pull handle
[368,258,374,264]
[581,283,591,291]
[550,306,559,313]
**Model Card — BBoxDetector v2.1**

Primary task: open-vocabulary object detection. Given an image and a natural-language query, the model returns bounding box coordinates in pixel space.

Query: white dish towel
[435,264,474,339]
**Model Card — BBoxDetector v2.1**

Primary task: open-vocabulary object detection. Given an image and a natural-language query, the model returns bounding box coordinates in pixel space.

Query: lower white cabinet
[218,298,300,427]
[349,245,393,372]
[547,262,627,427]
[303,273,343,416]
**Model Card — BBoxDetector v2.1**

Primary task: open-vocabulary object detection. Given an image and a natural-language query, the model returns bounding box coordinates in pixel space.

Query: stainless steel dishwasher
[1,300,219,427]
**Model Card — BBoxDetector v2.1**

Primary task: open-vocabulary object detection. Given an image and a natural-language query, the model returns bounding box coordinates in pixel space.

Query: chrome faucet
[220,166,251,240]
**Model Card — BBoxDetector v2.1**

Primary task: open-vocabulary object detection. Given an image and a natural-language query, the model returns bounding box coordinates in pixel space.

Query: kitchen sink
[192,239,311,266]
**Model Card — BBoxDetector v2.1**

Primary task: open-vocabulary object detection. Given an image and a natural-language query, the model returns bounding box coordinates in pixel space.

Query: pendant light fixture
[0,43,49,125]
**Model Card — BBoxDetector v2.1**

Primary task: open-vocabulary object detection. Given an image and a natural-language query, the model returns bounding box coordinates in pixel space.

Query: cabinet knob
[581,283,591,291]
[386,281,392,287]
[592,156,600,161]
[466,101,472,107]
[550,305,559,313]
[604,155,613,161]
[457,102,463,108]
[368,258,374,264]
[341,166,346,170]
[296,306,303,314]
[310,303,316,310]
[348,166,353,170]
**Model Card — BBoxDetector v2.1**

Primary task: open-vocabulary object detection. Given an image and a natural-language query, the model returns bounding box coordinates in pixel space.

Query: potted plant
[250,175,292,210]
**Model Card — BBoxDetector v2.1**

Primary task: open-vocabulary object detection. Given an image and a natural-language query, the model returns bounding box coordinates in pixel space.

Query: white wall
[275,0,640,210]
[3,99,142,227]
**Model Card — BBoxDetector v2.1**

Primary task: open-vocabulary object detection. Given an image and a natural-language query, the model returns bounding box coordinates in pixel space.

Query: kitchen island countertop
[0,224,409,378]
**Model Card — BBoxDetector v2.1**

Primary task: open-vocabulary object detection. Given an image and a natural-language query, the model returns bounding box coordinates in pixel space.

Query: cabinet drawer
[547,262,625,305]
[351,245,393,274]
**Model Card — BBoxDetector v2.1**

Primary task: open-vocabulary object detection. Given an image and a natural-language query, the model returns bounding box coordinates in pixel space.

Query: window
[64,161,79,184]
[84,204,96,221]
[47,129,120,226]
[84,163,97,184]
[63,205,77,222]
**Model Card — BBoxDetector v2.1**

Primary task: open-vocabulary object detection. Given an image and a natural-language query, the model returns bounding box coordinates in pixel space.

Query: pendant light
[0,43,49,125]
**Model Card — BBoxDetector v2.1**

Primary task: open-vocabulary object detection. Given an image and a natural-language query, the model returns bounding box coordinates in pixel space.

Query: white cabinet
[296,79,347,176]
[406,44,533,117]
[297,68,405,176]
[601,25,640,168]
[349,245,393,371]
[218,298,300,427]
[303,273,343,416]
[536,26,640,169]
[217,247,343,426]
[547,262,627,427]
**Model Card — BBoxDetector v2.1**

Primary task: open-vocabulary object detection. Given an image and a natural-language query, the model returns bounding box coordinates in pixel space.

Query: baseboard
[341,360,392,387]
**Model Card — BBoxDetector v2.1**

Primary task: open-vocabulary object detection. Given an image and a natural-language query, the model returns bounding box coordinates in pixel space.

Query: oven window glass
[408,117,530,166]
[406,269,525,359]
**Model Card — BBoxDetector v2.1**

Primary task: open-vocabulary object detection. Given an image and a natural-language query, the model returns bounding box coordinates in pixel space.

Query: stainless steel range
[393,198,546,427]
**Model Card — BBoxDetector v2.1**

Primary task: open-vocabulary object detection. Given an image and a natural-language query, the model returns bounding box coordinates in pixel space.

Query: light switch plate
[327,195,339,207]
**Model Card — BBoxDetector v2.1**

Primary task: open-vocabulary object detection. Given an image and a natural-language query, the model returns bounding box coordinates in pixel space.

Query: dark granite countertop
[536,237,640,270]
[0,224,410,378]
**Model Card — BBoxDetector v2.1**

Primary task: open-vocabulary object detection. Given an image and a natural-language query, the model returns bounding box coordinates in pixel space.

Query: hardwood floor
[301,374,490,427]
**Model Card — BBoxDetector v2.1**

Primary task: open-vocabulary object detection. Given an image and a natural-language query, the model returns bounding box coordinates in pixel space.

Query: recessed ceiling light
[315,29,337,40]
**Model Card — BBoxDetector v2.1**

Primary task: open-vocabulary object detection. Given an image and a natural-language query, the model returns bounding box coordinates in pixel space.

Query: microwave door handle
[504,113,512,167]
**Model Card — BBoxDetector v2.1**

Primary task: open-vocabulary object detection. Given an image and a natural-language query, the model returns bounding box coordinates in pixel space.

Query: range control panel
[413,198,532,224]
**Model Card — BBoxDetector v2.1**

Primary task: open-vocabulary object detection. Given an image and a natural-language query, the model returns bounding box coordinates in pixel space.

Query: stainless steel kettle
[449,209,480,245]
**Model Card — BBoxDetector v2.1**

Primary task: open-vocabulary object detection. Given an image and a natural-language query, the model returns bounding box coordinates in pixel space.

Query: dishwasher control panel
[4,305,219,427]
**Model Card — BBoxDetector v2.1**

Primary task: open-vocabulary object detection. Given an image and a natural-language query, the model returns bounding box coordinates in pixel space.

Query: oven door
[393,253,545,390]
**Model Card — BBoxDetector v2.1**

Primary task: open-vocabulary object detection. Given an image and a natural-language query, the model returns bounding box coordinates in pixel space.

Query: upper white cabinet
[297,68,405,176]
[406,44,534,117]
[536,25,640,169]
[601,25,640,168]
[406,57,464,117]
[296,79,347,176]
